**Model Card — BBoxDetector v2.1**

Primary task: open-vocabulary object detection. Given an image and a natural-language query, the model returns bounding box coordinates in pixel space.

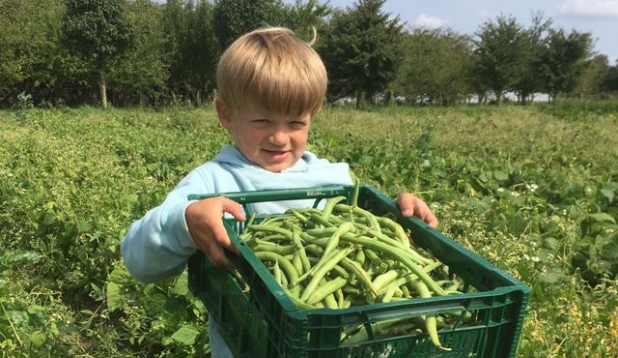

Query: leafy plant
[14,91,33,121]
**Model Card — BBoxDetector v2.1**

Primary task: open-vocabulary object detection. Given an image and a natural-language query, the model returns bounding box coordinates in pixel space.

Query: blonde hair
[216,27,327,118]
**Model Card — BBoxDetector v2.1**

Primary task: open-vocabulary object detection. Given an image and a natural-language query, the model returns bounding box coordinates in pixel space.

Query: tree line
[1,0,617,109]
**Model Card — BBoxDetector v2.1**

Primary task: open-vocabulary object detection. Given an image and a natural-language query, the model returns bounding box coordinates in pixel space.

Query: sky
[317,0,618,64]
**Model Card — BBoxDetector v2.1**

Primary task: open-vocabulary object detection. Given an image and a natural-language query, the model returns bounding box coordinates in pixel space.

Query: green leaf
[126,194,138,204]
[171,274,189,296]
[106,281,122,311]
[29,330,46,348]
[76,219,92,233]
[589,213,616,224]
[171,324,200,345]
[600,241,618,261]
[108,265,131,283]
[145,293,167,316]
[539,272,564,285]
[4,251,45,265]
[601,188,614,204]
[360,155,373,165]
[42,211,56,225]
[493,170,508,181]
[543,237,560,250]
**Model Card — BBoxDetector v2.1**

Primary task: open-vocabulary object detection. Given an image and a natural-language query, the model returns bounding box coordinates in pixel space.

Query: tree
[600,60,618,94]
[278,0,332,40]
[319,0,404,107]
[394,27,472,106]
[0,0,65,106]
[538,28,593,102]
[162,0,219,105]
[61,0,134,108]
[574,54,610,98]
[472,15,530,104]
[212,0,286,51]
[107,0,168,106]
[511,12,552,104]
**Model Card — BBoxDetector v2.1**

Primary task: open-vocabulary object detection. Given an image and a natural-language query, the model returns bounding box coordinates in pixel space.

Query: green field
[1,103,618,357]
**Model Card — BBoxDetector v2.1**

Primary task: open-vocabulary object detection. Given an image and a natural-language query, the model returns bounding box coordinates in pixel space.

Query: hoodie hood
[213,145,353,214]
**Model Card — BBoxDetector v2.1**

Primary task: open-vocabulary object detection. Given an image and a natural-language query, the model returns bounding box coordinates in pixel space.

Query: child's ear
[215,98,232,129]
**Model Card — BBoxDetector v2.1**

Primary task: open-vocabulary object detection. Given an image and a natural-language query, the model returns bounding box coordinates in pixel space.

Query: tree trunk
[99,69,108,109]
[355,91,363,109]
[521,93,528,105]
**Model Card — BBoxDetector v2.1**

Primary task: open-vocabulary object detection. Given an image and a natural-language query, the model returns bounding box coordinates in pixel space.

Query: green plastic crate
[188,184,530,358]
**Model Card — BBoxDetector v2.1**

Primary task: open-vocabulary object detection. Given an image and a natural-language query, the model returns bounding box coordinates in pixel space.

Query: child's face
[217,100,311,172]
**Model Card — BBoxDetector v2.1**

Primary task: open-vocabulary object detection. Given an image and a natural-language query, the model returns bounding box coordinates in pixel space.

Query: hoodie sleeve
[121,169,210,283]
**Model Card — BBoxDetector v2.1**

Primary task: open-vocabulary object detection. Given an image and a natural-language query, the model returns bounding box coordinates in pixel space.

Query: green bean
[412,281,451,351]
[322,293,340,309]
[292,252,303,275]
[421,260,444,274]
[339,257,379,297]
[303,227,336,237]
[377,273,418,296]
[291,227,311,273]
[335,288,345,309]
[363,248,382,268]
[303,244,325,257]
[240,212,256,238]
[273,260,282,286]
[342,286,362,296]
[248,223,293,238]
[287,209,309,224]
[312,222,355,274]
[252,243,297,256]
[382,286,400,303]
[307,256,349,279]
[354,249,366,266]
[309,212,337,228]
[334,203,381,230]
[376,216,410,246]
[254,251,301,297]
[354,223,434,266]
[299,246,354,302]
[371,269,400,292]
[306,277,349,306]
[401,284,410,298]
[340,232,447,296]
[284,288,316,310]
[342,318,405,344]
[299,232,331,246]
[321,196,348,220]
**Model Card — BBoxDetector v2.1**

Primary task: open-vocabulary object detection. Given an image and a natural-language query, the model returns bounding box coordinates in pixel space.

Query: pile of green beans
[238,196,471,351]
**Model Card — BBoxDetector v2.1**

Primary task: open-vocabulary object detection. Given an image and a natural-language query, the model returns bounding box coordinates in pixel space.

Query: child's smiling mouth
[264,149,288,155]
[263,149,290,161]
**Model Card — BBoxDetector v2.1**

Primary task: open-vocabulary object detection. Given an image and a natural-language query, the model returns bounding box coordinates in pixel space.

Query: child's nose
[269,129,288,145]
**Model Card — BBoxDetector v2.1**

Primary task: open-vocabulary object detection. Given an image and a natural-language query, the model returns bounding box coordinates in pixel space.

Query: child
[121,26,438,357]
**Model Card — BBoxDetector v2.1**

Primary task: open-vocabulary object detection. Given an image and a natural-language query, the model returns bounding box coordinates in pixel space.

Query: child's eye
[290,121,307,127]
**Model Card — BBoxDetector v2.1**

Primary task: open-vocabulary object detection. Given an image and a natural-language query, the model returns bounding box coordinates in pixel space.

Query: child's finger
[397,193,439,228]
[210,217,239,255]
[200,237,231,269]
[220,197,246,222]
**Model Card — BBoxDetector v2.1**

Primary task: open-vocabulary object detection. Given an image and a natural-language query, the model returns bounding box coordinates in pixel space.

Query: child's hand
[185,197,246,268]
[397,192,439,228]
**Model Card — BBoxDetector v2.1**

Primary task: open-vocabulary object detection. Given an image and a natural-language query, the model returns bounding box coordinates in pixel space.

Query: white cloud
[557,0,618,18]
[413,14,446,29]
[478,9,493,19]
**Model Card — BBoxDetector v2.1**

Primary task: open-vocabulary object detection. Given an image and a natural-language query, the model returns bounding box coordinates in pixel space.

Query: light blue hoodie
[121,145,353,357]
